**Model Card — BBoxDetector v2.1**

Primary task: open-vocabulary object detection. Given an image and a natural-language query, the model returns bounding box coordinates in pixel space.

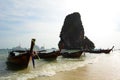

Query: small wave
[0,53,101,80]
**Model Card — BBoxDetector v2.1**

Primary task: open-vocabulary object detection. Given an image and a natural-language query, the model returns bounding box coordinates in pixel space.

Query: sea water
[0,49,119,80]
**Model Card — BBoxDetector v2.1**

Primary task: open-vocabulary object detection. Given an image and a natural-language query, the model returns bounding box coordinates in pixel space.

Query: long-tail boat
[86,46,114,54]
[33,49,60,60]
[99,46,114,54]
[6,39,36,70]
[60,49,83,58]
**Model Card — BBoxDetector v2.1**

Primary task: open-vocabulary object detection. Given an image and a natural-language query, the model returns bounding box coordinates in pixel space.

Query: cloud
[0,0,65,19]
[0,0,120,48]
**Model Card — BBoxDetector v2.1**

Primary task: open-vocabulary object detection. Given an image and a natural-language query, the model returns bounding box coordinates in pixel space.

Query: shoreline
[29,52,120,80]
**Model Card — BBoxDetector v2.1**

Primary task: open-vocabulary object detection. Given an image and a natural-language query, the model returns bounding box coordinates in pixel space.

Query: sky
[0,0,120,49]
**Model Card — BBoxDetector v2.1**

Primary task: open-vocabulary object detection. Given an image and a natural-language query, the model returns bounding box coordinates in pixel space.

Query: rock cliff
[58,12,95,50]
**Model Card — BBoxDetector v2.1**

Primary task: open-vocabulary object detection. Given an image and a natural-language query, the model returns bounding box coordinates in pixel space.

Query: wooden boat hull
[6,52,30,70]
[88,49,112,54]
[89,50,102,53]
[61,51,83,58]
[86,46,114,54]
[34,51,60,60]
[100,49,112,54]
[6,39,36,70]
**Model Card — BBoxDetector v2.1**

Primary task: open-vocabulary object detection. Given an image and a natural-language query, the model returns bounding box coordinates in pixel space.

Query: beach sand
[29,52,120,80]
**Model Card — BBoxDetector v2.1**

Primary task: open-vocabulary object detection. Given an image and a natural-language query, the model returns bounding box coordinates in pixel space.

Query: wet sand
[30,52,120,80]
